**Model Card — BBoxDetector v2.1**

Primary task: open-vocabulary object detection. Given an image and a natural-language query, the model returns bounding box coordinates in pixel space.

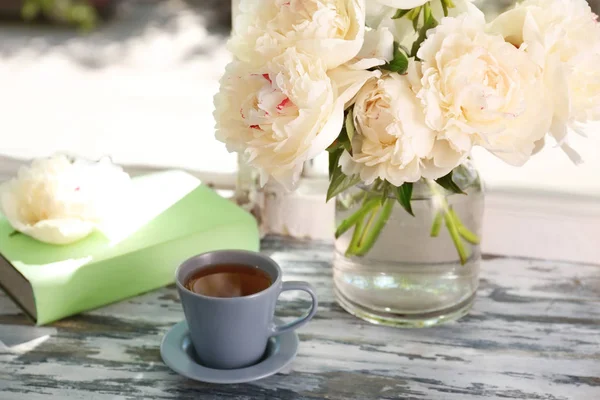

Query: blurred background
[0,0,235,186]
[0,0,598,197]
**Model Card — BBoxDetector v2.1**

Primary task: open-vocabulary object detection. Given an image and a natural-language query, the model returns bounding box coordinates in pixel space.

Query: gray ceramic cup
[175,250,318,370]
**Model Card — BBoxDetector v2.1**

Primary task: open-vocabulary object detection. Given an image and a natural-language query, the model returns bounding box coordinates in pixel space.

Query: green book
[0,170,259,325]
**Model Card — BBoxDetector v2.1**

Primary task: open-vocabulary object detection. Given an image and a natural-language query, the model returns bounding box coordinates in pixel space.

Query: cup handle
[270,281,318,337]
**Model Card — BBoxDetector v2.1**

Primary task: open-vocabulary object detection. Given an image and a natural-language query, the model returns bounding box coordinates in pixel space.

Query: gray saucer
[160,319,299,384]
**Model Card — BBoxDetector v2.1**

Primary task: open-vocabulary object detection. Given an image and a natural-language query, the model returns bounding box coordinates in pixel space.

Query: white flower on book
[228,0,366,70]
[0,155,131,245]
[490,0,600,162]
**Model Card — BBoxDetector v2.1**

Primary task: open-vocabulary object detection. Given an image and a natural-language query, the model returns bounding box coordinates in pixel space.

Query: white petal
[328,66,382,109]
[306,100,345,161]
[421,141,465,180]
[351,26,394,67]
[296,36,364,70]
[229,0,366,69]
[560,142,583,165]
[19,219,96,245]
[406,59,423,92]
[0,155,129,245]
[546,57,571,144]
[348,58,387,70]
[365,2,395,28]
[0,182,20,229]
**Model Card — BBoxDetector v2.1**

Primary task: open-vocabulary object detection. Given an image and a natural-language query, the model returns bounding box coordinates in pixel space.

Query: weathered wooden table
[0,237,599,399]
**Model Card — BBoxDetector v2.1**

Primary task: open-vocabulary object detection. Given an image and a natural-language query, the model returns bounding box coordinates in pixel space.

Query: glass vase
[333,162,484,327]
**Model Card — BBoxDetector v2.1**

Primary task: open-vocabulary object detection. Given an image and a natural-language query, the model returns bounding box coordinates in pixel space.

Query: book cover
[0,170,260,325]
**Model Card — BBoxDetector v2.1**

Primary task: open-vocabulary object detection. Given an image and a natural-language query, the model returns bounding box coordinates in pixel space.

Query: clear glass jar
[333,162,484,327]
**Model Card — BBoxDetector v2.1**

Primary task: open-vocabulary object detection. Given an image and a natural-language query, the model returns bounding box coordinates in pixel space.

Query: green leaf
[340,137,352,155]
[327,123,352,156]
[405,6,422,21]
[327,141,342,152]
[339,114,353,155]
[381,43,409,74]
[327,162,362,202]
[395,183,415,216]
[9,230,21,238]
[329,148,342,176]
[412,7,421,31]
[411,3,438,58]
[423,2,434,24]
[435,171,466,195]
[392,8,411,19]
[327,173,362,202]
[345,111,355,143]
[441,0,449,17]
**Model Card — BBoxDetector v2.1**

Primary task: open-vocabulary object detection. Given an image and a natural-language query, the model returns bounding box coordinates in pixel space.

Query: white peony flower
[228,0,366,70]
[214,48,377,189]
[340,72,467,187]
[410,11,553,166]
[489,0,600,162]
[0,155,131,245]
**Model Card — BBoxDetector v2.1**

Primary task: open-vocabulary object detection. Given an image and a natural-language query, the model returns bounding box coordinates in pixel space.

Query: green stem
[346,218,364,257]
[449,208,480,245]
[444,211,469,265]
[427,179,477,265]
[355,198,395,257]
[335,197,380,239]
[357,203,381,248]
[430,211,443,237]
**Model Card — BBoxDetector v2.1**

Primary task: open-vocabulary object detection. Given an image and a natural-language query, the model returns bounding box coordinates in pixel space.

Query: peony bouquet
[215,0,600,261]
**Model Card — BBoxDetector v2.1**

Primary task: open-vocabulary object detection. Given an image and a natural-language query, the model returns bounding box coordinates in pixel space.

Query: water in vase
[333,168,484,327]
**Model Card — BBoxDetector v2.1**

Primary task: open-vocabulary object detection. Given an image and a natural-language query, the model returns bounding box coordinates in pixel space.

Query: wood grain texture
[0,237,599,400]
